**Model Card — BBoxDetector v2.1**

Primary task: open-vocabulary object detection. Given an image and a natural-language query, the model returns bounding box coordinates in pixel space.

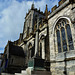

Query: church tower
[23,3,45,40]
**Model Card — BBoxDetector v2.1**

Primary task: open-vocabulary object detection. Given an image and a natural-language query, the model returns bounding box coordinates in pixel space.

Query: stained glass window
[61,28,67,51]
[58,25,60,28]
[60,23,61,27]
[56,30,61,52]
[66,25,74,50]
[55,19,74,53]
[62,21,64,26]
[64,20,67,24]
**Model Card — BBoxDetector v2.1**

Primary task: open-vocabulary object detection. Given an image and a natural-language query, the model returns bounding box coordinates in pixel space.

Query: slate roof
[9,42,25,57]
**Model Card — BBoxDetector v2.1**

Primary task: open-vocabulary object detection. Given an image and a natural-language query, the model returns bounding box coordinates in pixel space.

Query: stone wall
[9,55,25,67]
[1,73,14,75]
[48,1,75,75]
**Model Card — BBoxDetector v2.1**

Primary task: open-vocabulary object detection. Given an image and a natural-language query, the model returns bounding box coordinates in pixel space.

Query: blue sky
[0,0,59,53]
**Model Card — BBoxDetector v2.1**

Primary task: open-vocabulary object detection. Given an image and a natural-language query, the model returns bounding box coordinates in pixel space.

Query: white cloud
[0,50,4,53]
[0,0,58,52]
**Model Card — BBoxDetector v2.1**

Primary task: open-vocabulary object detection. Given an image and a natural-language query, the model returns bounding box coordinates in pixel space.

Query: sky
[0,0,60,53]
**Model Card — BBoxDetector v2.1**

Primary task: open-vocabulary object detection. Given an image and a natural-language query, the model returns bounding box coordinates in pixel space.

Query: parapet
[58,0,66,6]
[51,0,66,13]
[48,0,75,18]
[51,5,57,12]
[25,5,45,19]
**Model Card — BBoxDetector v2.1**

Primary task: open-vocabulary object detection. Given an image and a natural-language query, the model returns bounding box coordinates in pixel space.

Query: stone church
[1,0,75,75]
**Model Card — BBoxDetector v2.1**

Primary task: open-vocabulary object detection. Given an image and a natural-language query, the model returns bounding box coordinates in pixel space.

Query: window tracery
[55,19,74,53]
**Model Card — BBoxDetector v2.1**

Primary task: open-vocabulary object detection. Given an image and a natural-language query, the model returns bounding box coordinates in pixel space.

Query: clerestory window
[55,19,74,53]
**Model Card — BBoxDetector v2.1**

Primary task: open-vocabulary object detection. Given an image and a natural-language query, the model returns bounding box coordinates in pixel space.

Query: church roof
[9,42,25,57]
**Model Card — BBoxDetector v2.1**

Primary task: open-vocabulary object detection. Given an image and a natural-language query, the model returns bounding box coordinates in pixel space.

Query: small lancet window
[62,21,64,26]
[56,30,61,52]
[61,27,67,51]
[66,24,74,50]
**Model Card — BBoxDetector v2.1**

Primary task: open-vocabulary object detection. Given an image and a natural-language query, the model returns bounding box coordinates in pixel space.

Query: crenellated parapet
[49,0,75,15]
[51,0,67,13]
[58,0,66,6]
[51,5,57,12]
[25,4,45,19]
[48,0,75,19]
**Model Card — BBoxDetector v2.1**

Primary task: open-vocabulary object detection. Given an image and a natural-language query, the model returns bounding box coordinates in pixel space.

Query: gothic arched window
[55,18,74,53]
[28,43,33,59]
[40,35,46,59]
